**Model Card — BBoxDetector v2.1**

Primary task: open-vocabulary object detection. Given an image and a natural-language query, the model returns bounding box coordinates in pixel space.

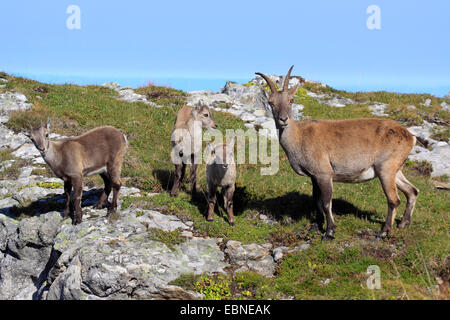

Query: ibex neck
[42,142,61,173]
[277,119,298,150]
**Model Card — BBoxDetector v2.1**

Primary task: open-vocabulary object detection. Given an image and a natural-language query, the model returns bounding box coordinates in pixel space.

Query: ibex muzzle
[256,66,419,240]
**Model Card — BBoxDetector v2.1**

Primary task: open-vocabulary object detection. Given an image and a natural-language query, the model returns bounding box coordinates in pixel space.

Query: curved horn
[255,72,277,94]
[283,65,294,91]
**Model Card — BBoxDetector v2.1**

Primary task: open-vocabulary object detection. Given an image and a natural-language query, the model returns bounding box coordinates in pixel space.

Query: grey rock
[369,103,389,117]
[0,211,62,300]
[12,143,41,159]
[441,102,450,112]
[225,240,275,277]
[103,82,162,108]
[221,82,269,111]
[12,186,64,205]
[0,92,32,117]
[0,198,20,215]
[0,125,28,150]
[46,215,226,300]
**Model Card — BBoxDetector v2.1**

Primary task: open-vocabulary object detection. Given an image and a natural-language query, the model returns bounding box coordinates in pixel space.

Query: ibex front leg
[190,154,198,200]
[71,175,83,225]
[63,180,72,219]
[206,184,217,222]
[223,184,235,226]
[315,175,336,240]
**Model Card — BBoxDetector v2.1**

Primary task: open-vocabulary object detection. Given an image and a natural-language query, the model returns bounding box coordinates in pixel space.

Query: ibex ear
[195,99,206,110]
[45,118,51,130]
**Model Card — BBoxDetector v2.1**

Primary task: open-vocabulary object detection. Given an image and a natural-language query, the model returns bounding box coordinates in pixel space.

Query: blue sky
[1,0,449,95]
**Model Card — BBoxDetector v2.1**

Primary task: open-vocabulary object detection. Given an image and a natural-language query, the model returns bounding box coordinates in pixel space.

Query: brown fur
[256,66,419,240]
[29,123,128,225]
[170,102,217,199]
[206,141,236,225]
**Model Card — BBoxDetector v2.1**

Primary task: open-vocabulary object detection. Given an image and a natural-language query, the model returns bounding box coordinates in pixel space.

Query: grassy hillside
[1,73,448,300]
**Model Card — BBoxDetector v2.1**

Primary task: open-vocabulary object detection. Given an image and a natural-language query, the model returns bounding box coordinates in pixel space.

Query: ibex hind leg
[395,170,418,229]
[93,173,111,209]
[171,163,186,197]
[309,177,325,232]
[378,169,401,238]
[107,159,123,217]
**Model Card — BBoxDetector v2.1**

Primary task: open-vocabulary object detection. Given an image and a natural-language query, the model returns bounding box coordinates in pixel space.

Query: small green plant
[147,228,185,250]
[18,181,63,191]
[135,211,145,218]
[194,274,231,300]
[405,160,433,177]
[431,126,450,142]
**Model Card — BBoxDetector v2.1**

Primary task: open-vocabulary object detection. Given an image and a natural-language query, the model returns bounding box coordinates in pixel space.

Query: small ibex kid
[28,121,128,225]
[205,138,236,225]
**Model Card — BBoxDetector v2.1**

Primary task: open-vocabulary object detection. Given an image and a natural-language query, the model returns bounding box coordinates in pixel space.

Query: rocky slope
[0,76,449,300]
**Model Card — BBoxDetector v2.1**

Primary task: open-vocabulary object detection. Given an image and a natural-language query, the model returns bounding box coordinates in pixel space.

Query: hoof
[107,211,121,222]
[322,234,334,241]
[228,221,235,227]
[170,192,178,198]
[322,229,335,241]
[398,221,410,229]
[377,231,389,240]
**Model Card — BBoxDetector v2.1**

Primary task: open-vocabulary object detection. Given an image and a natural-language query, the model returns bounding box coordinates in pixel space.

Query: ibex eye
[204,114,209,117]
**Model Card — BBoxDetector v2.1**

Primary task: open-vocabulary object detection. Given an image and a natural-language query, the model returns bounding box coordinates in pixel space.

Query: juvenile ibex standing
[171,101,217,199]
[206,139,236,225]
[256,66,419,240]
[28,122,128,225]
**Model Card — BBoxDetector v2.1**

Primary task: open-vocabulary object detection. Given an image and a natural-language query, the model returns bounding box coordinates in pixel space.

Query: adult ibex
[28,121,128,225]
[170,101,217,199]
[256,66,419,240]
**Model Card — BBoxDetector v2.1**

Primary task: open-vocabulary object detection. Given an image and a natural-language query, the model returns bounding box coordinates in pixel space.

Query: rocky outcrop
[103,82,162,108]
[408,121,450,177]
[0,211,61,299]
[43,208,227,300]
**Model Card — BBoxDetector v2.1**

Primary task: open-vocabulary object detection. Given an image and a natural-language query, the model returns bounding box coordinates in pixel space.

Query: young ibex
[256,66,419,240]
[206,139,236,225]
[28,121,128,225]
[170,101,217,199]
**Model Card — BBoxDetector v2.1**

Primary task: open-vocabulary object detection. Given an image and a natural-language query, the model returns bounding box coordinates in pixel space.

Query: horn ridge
[283,65,294,91]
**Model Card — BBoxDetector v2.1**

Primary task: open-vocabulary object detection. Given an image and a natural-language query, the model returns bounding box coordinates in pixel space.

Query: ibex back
[256,66,419,240]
